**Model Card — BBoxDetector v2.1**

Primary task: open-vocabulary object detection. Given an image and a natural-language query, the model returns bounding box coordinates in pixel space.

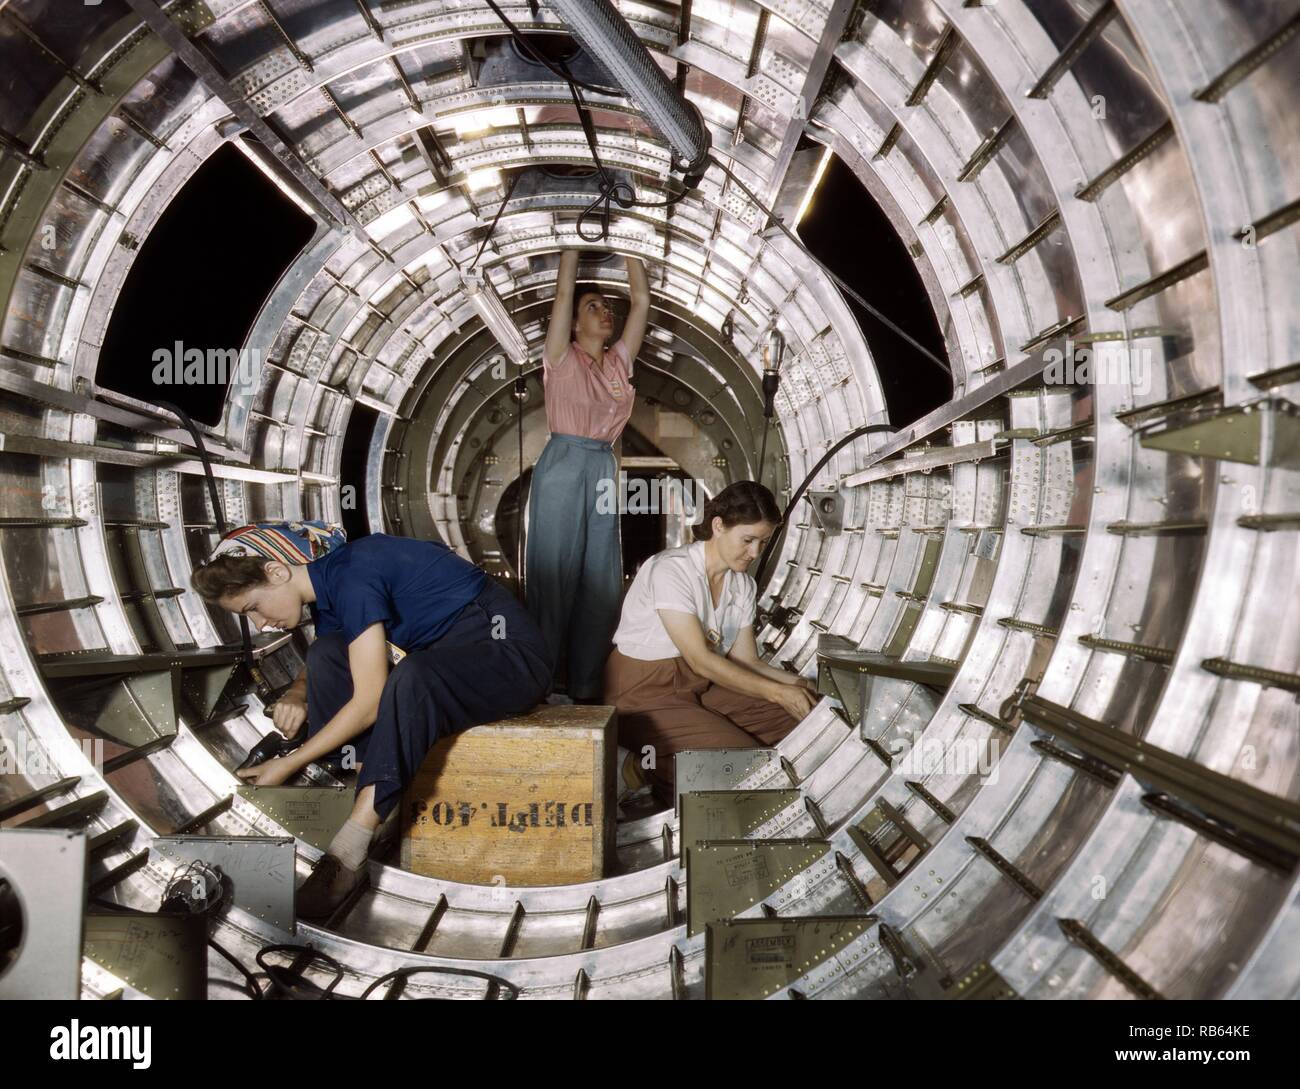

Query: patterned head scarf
[202,521,346,567]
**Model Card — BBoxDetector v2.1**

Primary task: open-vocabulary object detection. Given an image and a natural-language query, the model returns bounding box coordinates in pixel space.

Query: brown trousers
[604,648,798,801]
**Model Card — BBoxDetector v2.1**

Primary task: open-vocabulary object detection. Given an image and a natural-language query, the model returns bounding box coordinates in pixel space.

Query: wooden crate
[400,704,617,886]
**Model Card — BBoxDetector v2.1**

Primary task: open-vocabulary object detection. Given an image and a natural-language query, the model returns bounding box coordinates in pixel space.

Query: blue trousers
[525,432,622,699]
[304,578,552,821]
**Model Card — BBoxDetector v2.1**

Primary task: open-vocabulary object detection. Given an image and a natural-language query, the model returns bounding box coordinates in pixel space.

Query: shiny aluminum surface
[0,0,1296,999]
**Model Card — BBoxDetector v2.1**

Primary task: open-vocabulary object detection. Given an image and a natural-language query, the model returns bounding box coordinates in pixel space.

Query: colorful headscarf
[203,521,347,566]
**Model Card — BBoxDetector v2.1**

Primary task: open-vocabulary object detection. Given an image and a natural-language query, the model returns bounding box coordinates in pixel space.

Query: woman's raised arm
[546,249,580,366]
[622,255,650,362]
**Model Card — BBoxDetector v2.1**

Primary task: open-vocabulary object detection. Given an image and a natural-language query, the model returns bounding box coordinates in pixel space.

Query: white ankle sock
[327,818,374,870]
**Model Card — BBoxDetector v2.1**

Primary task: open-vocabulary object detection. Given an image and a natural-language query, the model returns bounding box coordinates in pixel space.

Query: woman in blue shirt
[192,522,552,917]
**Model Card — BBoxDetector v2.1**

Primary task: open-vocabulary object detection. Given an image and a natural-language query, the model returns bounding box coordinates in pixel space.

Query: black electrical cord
[460,165,530,602]
[251,944,519,1000]
[255,943,347,999]
[154,401,228,536]
[757,355,783,484]
[758,416,772,485]
[468,159,527,608]
[470,167,525,272]
[359,965,520,1001]
[484,0,690,242]
[457,144,529,600]
[754,424,898,588]
[562,72,691,241]
[209,937,265,1000]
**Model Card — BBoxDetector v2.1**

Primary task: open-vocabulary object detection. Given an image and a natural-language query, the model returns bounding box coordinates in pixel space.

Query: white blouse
[612,540,757,661]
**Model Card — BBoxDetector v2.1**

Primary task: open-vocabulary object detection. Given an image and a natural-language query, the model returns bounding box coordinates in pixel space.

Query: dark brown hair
[693,481,782,541]
[572,283,626,331]
[191,554,276,603]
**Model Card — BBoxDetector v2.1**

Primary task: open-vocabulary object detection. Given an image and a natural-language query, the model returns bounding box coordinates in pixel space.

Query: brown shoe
[619,747,649,800]
[296,853,364,920]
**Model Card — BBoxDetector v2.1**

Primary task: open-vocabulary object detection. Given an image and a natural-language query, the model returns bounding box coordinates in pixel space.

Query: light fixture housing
[546,0,711,185]
[765,327,787,374]
[461,270,530,366]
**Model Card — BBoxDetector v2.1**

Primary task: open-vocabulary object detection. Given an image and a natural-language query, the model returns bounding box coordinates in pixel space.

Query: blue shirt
[306,534,487,650]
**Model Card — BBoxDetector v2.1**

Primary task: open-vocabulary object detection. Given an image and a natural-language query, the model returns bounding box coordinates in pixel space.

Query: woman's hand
[271,690,308,738]
[235,756,299,787]
[767,682,819,722]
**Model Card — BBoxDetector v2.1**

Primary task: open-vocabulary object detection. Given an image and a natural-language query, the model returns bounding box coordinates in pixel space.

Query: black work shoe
[295,854,364,920]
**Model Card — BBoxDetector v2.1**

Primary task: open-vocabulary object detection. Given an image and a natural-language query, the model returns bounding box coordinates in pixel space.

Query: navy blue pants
[525,432,622,699]
[304,578,552,821]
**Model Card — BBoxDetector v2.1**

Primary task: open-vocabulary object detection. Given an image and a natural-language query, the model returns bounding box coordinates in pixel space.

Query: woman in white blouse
[603,481,819,802]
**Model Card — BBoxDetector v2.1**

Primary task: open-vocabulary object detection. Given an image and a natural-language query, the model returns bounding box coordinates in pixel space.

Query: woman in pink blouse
[526,249,650,701]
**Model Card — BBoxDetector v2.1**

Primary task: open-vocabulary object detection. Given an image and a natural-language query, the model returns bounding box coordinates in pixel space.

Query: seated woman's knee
[382,656,434,704]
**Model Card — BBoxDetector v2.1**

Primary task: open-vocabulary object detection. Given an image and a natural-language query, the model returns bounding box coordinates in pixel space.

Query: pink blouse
[542,338,635,443]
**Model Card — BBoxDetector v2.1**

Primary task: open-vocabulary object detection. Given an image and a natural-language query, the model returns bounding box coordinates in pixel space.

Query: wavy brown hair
[191,554,276,603]
[692,481,782,542]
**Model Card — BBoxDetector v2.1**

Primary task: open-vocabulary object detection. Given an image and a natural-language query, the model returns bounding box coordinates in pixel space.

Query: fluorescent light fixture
[461,271,530,365]
[794,146,833,228]
[546,0,711,182]
[230,135,318,219]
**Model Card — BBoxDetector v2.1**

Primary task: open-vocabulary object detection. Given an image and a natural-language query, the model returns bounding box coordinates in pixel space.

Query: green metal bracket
[705,916,876,999]
[818,634,957,692]
[819,662,864,723]
[680,790,803,871]
[126,670,179,738]
[944,960,1022,1000]
[180,661,239,722]
[884,535,943,658]
[1137,397,1300,466]
[235,785,354,851]
[83,912,207,999]
[686,840,830,937]
[1020,694,1300,867]
[846,798,931,888]
[51,670,178,746]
